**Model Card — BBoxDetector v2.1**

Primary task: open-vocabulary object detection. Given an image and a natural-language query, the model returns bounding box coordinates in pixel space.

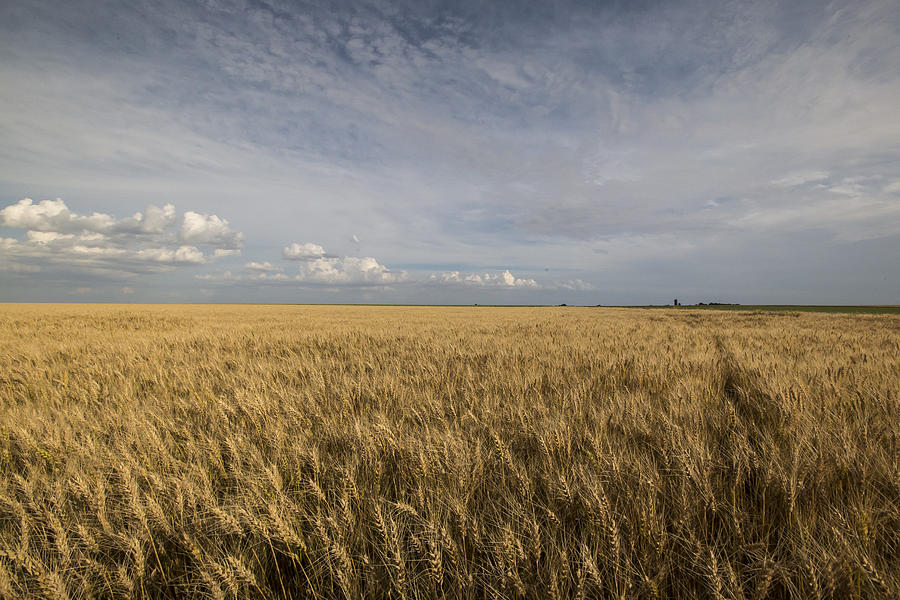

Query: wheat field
[0,304,898,599]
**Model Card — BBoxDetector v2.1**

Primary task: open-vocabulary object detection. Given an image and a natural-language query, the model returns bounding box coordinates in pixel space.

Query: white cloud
[180,211,244,249]
[198,244,406,286]
[771,171,829,187]
[0,198,179,235]
[117,203,177,233]
[136,246,206,264]
[20,230,127,258]
[0,198,114,233]
[259,272,290,281]
[283,242,326,260]
[121,286,135,295]
[213,249,241,258]
[67,245,128,257]
[0,198,244,274]
[559,279,596,291]
[245,261,282,273]
[25,230,75,244]
[826,178,867,198]
[295,256,406,285]
[430,269,538,288]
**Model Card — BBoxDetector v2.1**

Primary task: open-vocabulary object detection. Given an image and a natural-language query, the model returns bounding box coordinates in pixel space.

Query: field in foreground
[1,305,899,599]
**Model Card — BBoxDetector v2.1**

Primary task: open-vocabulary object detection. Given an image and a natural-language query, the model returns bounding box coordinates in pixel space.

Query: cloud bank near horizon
[0,198,243,275]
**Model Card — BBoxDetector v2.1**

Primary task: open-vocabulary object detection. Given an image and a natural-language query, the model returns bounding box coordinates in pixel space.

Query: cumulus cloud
[0,198,244,274]
[295,255,406,285]
[0,198,113,233]
[136,246,206,264]
[21,230,127,257]
[26,231,76,244]
[245,261,282,273]
[199,244,406,287]
[116,203,177,233]
[213,249,241,258]
[430,270,538,288]
[180,211,244,249]
[0,198,178,235]
[283,242,326,260]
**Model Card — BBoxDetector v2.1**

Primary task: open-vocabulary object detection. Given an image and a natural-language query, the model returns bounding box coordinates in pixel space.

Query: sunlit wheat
[0,304,898,598]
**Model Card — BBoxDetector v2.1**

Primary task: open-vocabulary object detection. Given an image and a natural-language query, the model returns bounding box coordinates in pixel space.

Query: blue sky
[1,0,899,304]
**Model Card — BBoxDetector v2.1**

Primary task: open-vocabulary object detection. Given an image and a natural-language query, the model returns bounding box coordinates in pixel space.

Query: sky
[1,0,899,305]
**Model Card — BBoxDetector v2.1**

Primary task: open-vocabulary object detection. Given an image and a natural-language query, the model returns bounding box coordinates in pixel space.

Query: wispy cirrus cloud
[2,0,899,303]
